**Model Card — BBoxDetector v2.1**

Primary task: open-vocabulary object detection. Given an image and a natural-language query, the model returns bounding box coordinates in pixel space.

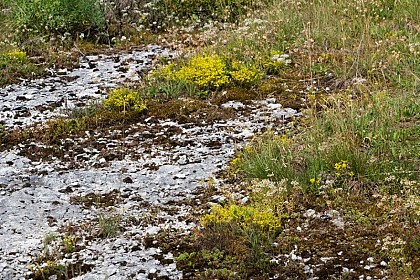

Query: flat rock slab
[0,48,298,279]
[0,45,174,129]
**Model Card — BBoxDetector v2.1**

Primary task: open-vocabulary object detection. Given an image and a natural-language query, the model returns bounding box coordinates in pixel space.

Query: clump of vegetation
[0,50,40,86]
[0,50,27,62]
[9,0,105,39]
[29,232,92,280]
[97,212,122,239]
[262,50,292,75]
[103,87,147,113]
[176,202,281,278]
[201,204,281,234]
[174,55,229,90]
[149,54,265,98]
[229,61,264,87]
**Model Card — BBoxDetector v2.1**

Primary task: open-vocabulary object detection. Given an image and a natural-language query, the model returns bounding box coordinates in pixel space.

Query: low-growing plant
[201,204,281,234]
[170,55,230,91]
[229,61,263,87]
[262,50,292,75]
[239,133,298,182]
[62,234,77,254]
[97,212,122,238]
[103,87,147,113]
[30,260,67,280]
[0,49,40,86]
[0,50,27,63]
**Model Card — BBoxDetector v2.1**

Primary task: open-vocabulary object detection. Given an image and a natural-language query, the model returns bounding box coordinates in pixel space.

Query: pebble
[305,209,316,218]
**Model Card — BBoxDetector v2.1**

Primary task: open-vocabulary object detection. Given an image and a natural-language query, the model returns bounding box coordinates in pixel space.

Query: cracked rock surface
[0,47,298,279]
[0,45,174,129]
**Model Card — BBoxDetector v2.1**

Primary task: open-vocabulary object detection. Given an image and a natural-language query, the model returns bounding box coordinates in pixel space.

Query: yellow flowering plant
[103,88,147,113]
[174,55,230,89]
[1,51,28,62]
[201,204,281,234]
[230,61,263,87]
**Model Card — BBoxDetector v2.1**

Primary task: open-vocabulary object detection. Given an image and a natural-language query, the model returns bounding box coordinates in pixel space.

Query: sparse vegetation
[0,0,418,279]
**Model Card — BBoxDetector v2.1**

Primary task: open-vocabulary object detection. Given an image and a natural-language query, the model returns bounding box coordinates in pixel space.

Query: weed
[97,212,122,238]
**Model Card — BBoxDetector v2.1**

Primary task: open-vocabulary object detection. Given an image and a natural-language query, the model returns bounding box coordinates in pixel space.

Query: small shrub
[103,87,147,113]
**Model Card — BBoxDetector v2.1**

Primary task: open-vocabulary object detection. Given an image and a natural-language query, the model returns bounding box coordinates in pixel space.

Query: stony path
[0,46,298,279]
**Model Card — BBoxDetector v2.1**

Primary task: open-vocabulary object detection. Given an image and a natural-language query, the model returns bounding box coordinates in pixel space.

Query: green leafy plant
[9,0,105,37]
[97,212,122,238]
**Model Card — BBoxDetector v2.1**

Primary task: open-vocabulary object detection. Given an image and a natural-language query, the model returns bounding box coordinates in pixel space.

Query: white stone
[305,209,316,218]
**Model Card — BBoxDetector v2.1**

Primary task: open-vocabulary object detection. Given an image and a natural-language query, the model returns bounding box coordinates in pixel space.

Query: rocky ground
[0,45,298,279]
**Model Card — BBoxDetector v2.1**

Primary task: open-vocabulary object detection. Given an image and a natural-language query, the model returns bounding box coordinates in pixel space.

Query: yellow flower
[175,55,229,89]
[104,87,147,113]
[230,61,263,86]
[1,50,27,62]
[310,178,316,184]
